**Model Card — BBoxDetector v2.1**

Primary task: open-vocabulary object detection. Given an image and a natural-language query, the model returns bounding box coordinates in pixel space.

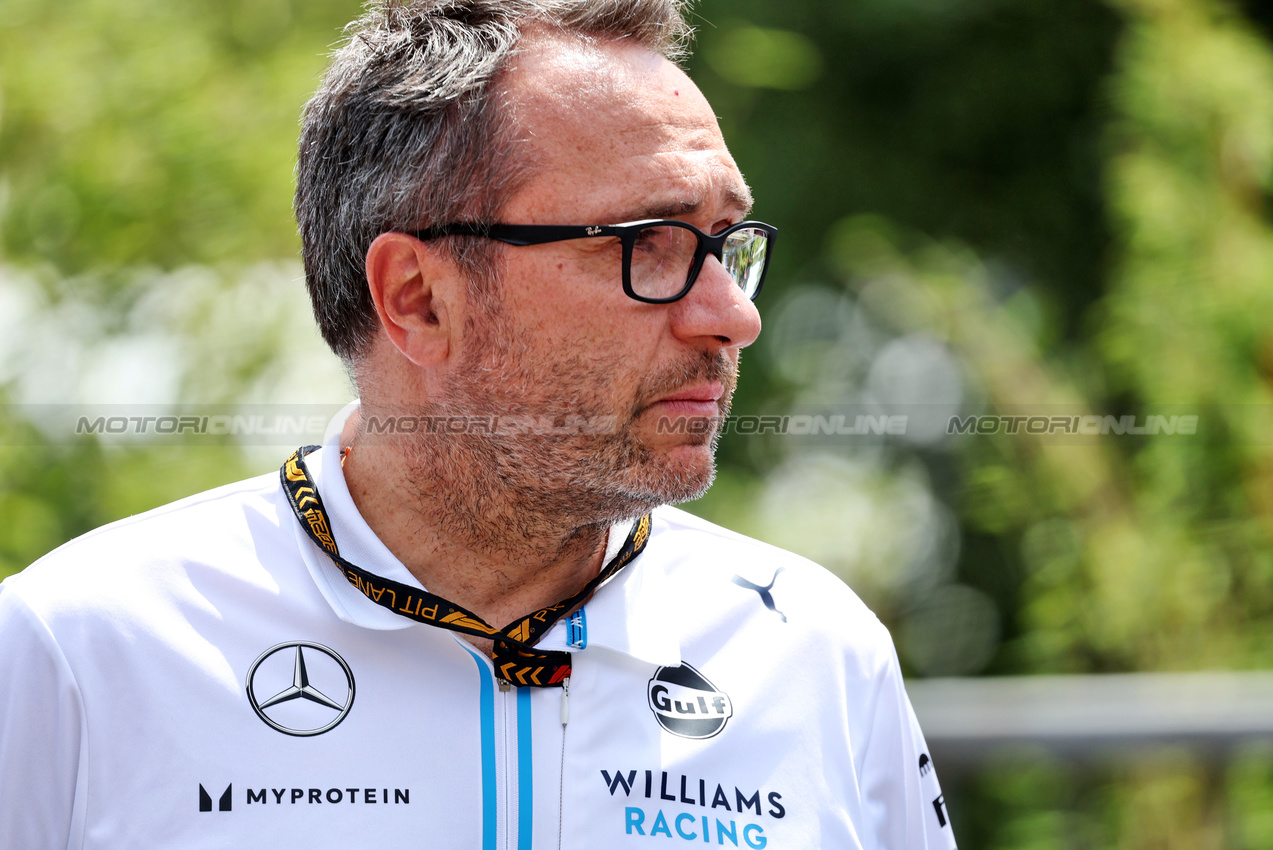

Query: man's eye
[634,226,667,251]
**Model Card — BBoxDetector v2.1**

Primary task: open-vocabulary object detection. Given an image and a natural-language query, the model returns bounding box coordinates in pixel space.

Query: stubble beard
[399,296,736,551]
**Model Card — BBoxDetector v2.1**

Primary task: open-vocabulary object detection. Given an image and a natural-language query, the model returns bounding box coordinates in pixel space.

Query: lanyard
[281,445,650,688]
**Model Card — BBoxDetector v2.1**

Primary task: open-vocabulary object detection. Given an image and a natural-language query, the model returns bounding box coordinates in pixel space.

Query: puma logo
[731,571,786,622]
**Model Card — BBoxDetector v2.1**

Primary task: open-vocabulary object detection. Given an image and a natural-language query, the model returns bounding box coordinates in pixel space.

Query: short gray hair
[295,0,695,364]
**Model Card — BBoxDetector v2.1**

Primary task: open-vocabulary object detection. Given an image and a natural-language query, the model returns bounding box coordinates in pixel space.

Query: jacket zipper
[498,678,516,850]
[558,677,569,850]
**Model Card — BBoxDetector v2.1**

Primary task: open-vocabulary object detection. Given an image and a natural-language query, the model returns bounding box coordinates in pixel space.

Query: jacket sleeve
[0,580,88,850]
[857,641,958,850]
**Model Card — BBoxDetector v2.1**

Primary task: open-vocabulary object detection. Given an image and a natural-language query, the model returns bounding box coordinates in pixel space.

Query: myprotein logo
[197,783,411,812]
[648,664,733,739]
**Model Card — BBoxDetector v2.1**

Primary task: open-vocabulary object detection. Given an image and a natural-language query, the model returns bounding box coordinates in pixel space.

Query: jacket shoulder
[5,471,288,619]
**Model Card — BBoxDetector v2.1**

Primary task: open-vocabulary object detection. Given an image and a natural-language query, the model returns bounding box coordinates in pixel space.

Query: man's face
[431,36,762,525]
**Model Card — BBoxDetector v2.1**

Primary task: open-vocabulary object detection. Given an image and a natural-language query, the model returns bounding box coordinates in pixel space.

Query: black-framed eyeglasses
[415,219,776,304]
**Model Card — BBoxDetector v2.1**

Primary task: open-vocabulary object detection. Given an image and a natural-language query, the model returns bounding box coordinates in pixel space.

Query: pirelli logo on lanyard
[281,446,651,688]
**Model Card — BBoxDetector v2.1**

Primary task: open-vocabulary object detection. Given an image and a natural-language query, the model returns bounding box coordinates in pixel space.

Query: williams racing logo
[647,664,733,739]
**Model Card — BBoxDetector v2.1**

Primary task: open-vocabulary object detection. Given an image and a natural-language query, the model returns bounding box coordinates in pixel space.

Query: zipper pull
[561,676,570,726]
[498,678,512,693]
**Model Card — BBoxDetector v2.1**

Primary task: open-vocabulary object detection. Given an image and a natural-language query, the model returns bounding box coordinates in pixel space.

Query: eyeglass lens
[630,224,769,300]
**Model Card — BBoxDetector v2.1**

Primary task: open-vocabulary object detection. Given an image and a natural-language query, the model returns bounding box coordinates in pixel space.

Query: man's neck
[338,416,613,645]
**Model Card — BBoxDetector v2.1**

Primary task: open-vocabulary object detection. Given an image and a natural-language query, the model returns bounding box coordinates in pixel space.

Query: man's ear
[365,232,459,367]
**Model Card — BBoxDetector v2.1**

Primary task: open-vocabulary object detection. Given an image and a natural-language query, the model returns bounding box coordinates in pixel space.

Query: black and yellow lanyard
[281,445,651,688]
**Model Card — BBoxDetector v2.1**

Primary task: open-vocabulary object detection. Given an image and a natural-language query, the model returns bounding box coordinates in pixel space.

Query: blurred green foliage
[0,0,351,272]
[5,0,1273,845]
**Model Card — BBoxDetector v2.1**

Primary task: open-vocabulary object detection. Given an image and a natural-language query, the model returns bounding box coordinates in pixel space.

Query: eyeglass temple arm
[412,223,620,247]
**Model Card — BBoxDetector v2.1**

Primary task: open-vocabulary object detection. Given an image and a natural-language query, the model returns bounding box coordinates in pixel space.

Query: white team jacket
[0,437,957,849]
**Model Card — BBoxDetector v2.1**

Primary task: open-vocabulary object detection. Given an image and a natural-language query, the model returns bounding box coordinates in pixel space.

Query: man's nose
[668,255,763,350]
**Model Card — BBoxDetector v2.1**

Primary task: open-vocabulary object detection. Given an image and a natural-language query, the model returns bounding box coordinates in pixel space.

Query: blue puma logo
[731,570,786,622]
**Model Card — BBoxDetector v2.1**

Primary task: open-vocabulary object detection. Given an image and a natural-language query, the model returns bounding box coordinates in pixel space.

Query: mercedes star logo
[245,641,356,737]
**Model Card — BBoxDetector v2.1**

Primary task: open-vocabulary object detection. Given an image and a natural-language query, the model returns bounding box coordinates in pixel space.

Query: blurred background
[4,0,1273,844]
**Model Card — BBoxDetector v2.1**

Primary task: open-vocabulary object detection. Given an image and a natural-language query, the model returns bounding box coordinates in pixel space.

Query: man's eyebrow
[614,185,755,223]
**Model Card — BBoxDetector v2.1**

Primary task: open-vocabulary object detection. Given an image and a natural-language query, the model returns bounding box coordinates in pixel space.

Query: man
[0,1,956,847]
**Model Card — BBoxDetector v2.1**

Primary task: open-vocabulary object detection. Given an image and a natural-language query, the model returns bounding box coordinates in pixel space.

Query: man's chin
[626,447,717,506]
[660,468,716,506]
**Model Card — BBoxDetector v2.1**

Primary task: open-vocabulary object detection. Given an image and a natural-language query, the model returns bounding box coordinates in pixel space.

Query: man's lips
[646,383,725,417]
